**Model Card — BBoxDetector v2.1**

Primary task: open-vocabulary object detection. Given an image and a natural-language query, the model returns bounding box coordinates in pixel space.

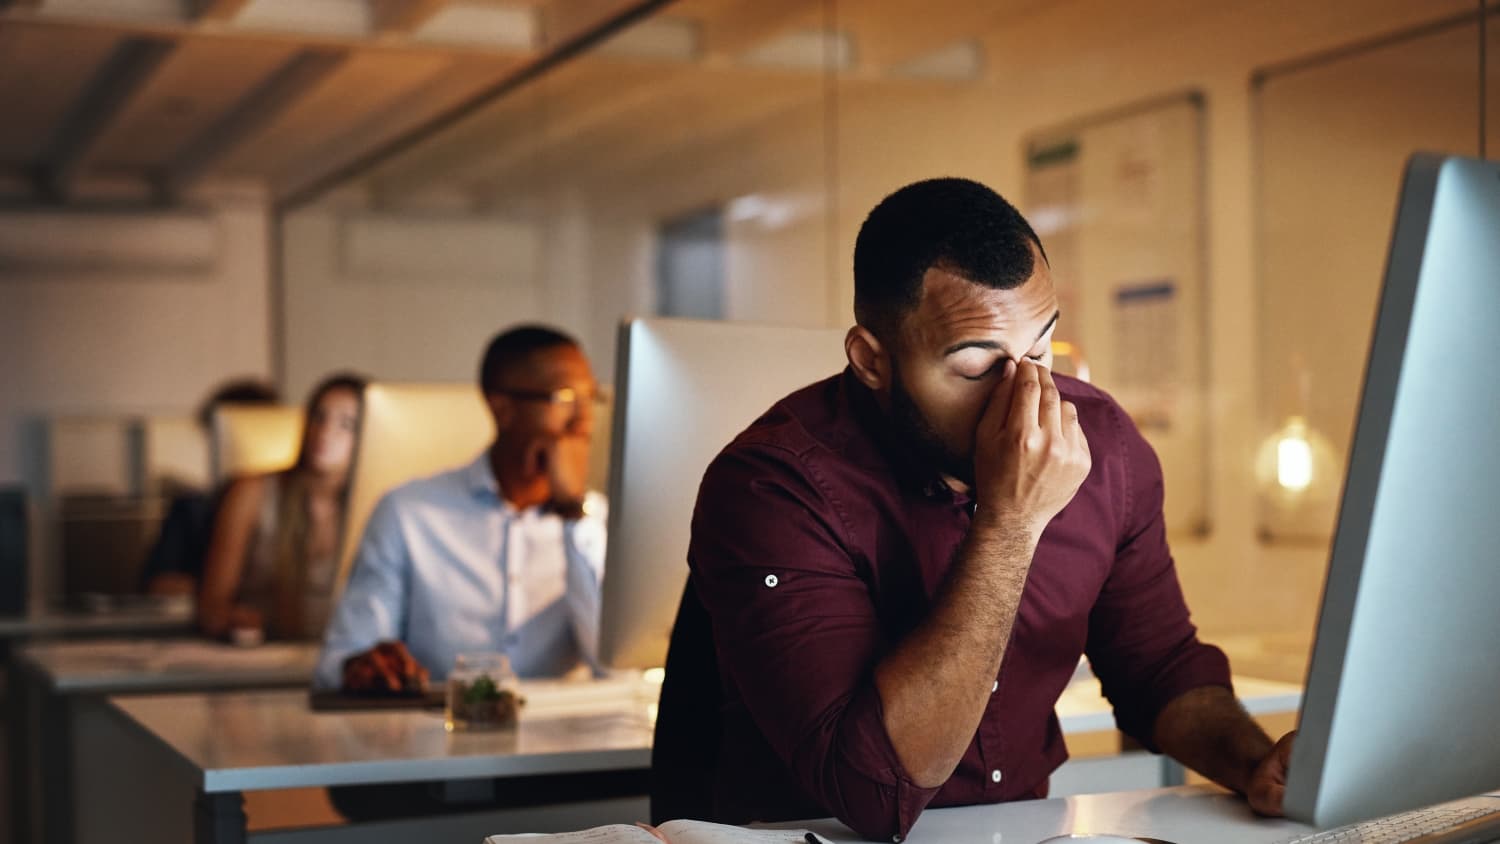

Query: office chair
[650,579,724,824]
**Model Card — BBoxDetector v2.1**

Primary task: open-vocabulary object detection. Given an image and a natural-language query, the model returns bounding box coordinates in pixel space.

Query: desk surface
[17,638,318,694]
[107,674,663,792]
[105,670,1300,795]
[0,606,193,639]
[775,785,1319,844]
[1055,673,1300,733]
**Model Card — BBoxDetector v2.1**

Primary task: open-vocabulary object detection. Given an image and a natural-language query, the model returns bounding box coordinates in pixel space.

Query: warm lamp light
[1275,416,1315,491]
[1050,340,1090,382]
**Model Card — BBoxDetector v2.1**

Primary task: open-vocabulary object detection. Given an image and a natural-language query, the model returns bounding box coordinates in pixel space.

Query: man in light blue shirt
[315,325,607,691]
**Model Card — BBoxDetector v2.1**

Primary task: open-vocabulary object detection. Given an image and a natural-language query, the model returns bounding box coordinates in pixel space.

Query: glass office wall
[275,0,1497,665]
[1247,10,1498,662]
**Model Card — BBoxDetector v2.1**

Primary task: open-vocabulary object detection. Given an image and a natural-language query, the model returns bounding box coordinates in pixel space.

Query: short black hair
[196,377,280,430]
[478,324,580,395]
[853,177,1047,340]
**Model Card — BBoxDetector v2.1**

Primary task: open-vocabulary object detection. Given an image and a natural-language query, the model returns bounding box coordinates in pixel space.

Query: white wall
[280,205,547,399]
[0,190,273,490]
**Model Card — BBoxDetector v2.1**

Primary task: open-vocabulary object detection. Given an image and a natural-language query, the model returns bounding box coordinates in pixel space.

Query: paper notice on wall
[1025,137,1085,370]
[1111,281,1178,431]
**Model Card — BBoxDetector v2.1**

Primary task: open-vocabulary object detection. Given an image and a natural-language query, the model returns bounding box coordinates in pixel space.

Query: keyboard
[1280,796,1500,843]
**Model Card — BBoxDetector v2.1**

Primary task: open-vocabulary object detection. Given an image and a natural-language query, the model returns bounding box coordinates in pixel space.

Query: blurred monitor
[0,487,27,614]
[210,404,303,481]
[335,383,492,597]
[138,415,212,495]
[1284,153,1500,828]
[599,317,849,670]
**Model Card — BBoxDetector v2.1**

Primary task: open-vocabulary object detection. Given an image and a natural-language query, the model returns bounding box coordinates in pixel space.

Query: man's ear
[484,392,513,432]
[845,325,891,392]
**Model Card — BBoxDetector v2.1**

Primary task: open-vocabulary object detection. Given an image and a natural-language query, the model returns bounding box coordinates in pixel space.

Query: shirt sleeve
[1084,402,1232,749]
[562,492,607,677]
[689,444,940,842]
[313,493,411,690]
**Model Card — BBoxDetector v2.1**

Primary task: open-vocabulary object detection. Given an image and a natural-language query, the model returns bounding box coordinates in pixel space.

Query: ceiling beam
[188,0,255,22]
[160,48,347,199]
[369,0,449,34]
[540,0,645,49]
[35,36,175,203]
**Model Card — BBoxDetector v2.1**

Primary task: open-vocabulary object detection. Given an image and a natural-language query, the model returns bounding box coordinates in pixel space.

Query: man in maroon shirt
[684,178,1295,841]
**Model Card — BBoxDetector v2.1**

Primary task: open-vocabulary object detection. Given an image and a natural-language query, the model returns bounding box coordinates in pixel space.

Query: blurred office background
[0,0,1496,675]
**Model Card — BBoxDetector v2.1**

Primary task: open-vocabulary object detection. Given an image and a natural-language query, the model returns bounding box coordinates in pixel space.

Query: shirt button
[764,574,779,588]
[990,769,1003,784]
[991,680,998,693]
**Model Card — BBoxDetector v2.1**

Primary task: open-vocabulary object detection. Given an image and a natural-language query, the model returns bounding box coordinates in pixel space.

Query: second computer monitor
[598,317,849,670]
[1284,153,1500,828]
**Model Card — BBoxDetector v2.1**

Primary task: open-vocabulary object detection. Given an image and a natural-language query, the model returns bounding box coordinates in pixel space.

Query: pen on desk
[804,832,826,844]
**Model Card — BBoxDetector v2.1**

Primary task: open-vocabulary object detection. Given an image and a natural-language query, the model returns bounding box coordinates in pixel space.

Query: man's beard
[888,362,975,486]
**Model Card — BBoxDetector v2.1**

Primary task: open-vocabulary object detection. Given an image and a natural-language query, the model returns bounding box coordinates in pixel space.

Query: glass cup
[445,653,522,732]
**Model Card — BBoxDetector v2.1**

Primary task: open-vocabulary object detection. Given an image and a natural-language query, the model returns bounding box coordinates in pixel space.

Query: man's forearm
[1153,685,1275,794]
[874,517,1038,787]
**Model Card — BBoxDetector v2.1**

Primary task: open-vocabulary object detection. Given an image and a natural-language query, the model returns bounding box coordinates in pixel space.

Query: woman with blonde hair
[198,373,367,641]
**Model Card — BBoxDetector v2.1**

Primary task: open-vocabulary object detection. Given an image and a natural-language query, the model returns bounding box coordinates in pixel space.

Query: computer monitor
[335,383,494,597]
[598,317,849,669]
[210,404,303,481]
[1284,153,1500,828]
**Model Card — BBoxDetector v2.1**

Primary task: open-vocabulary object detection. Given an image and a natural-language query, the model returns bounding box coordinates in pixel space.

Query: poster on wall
[1111,280,1179,432]
[1023,94,1209,537]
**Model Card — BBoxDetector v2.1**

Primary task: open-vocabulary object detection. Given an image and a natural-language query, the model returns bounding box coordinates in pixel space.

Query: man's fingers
[391,642,418,677]
[396,646,425,689]
[1060,400,1080,429]
[1006,358,1042,435]
[1061,400,1088,453]
[369,648,403,692]
[1036,364,1061,434]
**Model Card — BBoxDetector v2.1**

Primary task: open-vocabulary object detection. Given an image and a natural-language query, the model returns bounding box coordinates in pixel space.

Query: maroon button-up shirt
[686,370,1231,841]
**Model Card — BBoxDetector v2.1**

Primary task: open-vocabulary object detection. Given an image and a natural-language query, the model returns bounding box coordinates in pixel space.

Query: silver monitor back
[598,317,849,669]
[1284,153,1500,828]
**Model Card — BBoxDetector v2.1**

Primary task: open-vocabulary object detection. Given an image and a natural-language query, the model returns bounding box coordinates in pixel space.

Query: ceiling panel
[215,47,456,176]
[88,36,302,172]
[367,56,695,194]
[470,65,819,190]
[273,53,521,202]
[0,23,125,164]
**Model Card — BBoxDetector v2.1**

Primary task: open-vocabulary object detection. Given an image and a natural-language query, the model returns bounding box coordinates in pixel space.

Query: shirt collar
[464,449,558,518]
[463,450,502,500]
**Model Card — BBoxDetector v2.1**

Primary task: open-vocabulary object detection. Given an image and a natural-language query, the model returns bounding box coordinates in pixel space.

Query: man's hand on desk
[1247,731,1296,817]
[341,641,430,694]
[1153,686,1295,817]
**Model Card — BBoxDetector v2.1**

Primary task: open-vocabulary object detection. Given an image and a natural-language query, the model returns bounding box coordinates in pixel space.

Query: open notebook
[486,820,811,844]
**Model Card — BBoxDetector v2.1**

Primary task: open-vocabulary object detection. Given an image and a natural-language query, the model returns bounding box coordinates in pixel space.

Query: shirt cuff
[825,684,942,841]
[1122,640,1234,751]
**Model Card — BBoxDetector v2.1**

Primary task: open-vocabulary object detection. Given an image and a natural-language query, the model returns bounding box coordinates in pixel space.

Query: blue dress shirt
[314,452,607,689]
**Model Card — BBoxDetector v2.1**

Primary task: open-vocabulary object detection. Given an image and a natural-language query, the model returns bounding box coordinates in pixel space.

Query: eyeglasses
[492,385,610,415]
